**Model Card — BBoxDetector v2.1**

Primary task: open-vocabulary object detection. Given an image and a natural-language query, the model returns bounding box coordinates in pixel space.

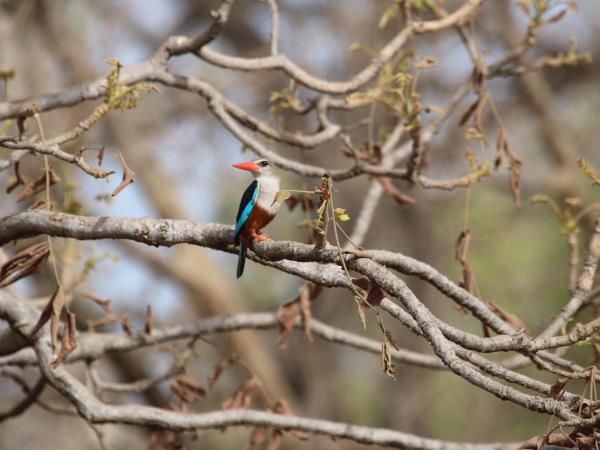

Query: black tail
[236,242,246,278]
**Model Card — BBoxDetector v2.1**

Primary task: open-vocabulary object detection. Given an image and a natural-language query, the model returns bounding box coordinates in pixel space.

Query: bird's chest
[255,178,281,217]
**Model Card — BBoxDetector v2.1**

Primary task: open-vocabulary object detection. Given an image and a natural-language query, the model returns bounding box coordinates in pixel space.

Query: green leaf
[338,214,351,222]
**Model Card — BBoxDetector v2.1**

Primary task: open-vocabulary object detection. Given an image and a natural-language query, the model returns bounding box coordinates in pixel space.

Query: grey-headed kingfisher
[233,159,281,278]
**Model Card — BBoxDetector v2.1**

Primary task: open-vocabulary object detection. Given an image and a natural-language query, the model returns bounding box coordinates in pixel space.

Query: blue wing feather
[234,180,259,244]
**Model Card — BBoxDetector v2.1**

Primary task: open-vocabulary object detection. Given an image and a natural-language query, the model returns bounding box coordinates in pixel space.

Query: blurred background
[1,0,600,448]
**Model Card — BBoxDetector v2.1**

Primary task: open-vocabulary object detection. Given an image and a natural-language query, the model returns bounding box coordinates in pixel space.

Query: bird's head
[232,158,274,179]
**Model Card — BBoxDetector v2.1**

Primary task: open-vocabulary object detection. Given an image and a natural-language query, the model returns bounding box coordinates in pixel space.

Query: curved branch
[194,0,483,94]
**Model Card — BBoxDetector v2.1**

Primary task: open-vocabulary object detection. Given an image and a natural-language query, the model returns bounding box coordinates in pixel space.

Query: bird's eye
[260,161,269,167]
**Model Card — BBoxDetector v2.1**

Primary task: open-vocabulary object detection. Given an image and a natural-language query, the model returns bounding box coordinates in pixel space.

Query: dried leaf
[51,311,77,368]
[176,375,206,397]
[245,426,268,450]
[352,277,371,291]
[285,195,299,211]
[121,314,134,335]
[0,242,49,288]
[497,128,522,206]
[265,431,284,450]
[207,354,239,388]
[366,285,385,306]
[549,377,568,399]
[171,375,206,403]
[459,96,481,127]
[29,286,65,350]
[222,376,262,410]
[299,284,313,343]
[111,152,135,197]
[171,380,196,404]
[144,304,153,335]
[276,283,322,347]
[276,300,298,349]
[377,313,396,380]
[455,230,473,293]
[97,146,105,166]
[17,169,61,202]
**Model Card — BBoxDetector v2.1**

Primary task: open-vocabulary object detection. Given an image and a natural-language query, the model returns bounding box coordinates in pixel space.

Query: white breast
[256,175,281,215]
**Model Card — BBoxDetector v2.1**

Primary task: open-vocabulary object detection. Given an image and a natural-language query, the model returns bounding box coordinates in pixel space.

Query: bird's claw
[251,230,271,241]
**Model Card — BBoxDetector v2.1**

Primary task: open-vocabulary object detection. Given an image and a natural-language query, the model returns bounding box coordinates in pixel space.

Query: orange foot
[251,230,271,241]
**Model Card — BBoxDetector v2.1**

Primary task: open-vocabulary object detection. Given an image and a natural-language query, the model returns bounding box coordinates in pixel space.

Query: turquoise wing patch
[234,181,259,240]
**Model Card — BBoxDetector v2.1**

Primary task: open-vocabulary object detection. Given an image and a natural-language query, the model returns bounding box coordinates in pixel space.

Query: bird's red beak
[232,161,260,172]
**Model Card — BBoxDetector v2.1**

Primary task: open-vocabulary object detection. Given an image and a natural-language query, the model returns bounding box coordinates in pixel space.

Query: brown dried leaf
[245,426,268,450]
[97,146,105,166]
[285,195,299,211]
[265,431,284,450]
[455,230,473,293]
[111,152,135,197]
[171,375,206,403]
[352,277,371,291]
[366,285,385,306]
[51,311,77,368]
[0,242,49,288]
[549,377,568,399]
[472,91,489,138]
[49,288,66,349]
[144,304,153,335]
[207,354,239,388]
[355,297,367,330]
[459,96,481,127]
[120,314,134,335]
[29,285,65,350]
[277,283,323,347]
[222,376,261,410]
[29,286,60,339]
[17,169,61,202]
[176,375,206,397]
[497,128,522,206]
[276,300,298,348]
[171,379,196,403]
[377,313,397,380]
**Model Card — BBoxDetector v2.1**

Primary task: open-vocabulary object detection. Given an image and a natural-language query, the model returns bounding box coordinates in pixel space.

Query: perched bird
[233,158,281,278]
